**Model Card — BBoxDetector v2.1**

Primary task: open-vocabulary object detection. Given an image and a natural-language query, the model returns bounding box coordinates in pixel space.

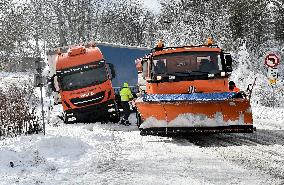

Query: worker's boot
[124,120,131,126]
[120,118,126,125]
[120,119,130,126]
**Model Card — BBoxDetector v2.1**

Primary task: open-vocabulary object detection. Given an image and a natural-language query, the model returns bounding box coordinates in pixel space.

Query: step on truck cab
[54,45,120,123]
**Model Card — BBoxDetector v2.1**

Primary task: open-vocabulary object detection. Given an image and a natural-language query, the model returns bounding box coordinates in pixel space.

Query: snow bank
[0,136,89,171]
[140,112,245,129]
[35,136,89,160]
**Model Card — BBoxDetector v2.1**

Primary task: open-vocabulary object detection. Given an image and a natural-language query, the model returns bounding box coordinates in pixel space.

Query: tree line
[0,0,283,71]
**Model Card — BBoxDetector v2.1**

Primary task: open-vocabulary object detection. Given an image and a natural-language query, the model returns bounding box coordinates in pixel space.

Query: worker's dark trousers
[121,101,130,120]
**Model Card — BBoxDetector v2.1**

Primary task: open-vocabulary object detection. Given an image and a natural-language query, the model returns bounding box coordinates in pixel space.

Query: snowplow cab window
[153,52,220,75]
[153,59,167,74]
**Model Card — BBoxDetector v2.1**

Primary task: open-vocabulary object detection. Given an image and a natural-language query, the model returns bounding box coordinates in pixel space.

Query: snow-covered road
[1,105,284,185]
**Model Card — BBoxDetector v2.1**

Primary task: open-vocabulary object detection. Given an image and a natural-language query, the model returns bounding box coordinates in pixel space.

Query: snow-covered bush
[0,76,40,138]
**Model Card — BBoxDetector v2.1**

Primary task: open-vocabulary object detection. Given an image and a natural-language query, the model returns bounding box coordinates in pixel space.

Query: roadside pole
[40,78,45,135]
[34,58,46,135]
[264,53,280,108]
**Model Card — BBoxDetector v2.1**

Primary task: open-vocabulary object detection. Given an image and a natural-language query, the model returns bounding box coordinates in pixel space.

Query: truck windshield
[153,52,221,76]
[58,61,108,91]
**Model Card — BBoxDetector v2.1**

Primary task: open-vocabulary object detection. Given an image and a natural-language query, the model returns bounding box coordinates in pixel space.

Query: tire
[63,112,76,124]
[108,114,120,123]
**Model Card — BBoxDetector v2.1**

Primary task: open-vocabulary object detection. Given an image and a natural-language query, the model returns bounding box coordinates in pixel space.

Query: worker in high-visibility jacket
[119,82,133,125]
[229,81,240,92]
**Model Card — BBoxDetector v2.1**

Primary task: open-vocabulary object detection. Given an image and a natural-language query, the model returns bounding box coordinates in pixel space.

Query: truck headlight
[156,76,162,80]
[169,75,175,80]
[208,74,214,78]
[108,108,116,112]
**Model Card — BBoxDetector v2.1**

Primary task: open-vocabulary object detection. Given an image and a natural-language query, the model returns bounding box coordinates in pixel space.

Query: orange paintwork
[61,80,115,111]
[146,79,229,94]
[56,46,115,111]
[135,99,253,124]
[229,87,240,92]
[153,47,221,57]
[135,44,253,131]
[56,47,103,70]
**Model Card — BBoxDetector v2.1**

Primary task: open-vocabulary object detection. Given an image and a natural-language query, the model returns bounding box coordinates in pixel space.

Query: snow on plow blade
[135,92,254,135]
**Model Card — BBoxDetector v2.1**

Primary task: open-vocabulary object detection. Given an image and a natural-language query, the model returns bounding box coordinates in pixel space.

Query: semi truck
[47,42,149,123]
[49,44,119,123]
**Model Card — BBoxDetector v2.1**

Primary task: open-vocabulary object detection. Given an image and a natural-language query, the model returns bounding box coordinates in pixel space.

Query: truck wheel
[108,113,120,123]
[63,112,76,124]
[108,101,120,123]
[63,113,69,124]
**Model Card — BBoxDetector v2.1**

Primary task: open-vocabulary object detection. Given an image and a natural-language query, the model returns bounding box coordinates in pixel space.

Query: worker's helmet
[123,82,129,88]
[229,81,235,87]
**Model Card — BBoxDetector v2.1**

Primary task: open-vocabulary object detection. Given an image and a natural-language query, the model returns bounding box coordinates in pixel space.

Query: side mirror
[106,63,116,80]
[48,75,58,92]
[142,61,148,79]
[225,55,232,66]
[224,54,233,72]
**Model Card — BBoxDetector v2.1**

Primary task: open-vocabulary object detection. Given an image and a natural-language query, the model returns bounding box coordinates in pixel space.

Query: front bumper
[65,99,117,123]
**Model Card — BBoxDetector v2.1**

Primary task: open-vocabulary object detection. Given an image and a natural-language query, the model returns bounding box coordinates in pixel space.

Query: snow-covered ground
[1,101,284,184]
[1,68,284,185]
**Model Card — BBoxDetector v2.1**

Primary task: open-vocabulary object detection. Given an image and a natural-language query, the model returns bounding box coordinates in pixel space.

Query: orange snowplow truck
[55,45,120,124]
[135,41,254,135]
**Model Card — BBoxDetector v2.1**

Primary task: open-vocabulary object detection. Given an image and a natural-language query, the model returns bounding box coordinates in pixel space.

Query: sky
[142,0,161,14]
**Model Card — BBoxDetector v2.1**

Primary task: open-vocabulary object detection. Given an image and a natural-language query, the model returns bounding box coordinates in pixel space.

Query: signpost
[264,53,281,107]
[264,53,280,86]
[34,58,46,135]
[264,53,280,68]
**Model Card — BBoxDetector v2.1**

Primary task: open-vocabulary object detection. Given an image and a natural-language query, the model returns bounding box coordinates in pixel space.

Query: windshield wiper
[167,71,209,76]
[165,72,189,76]
[189,71,209,75]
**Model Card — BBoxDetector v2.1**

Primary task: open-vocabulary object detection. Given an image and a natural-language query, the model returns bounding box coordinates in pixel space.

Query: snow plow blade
[135,92,254,136]
[140,125,254,136]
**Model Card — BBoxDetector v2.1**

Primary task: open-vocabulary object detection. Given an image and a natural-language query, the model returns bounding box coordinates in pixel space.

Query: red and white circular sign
[265,53,280,68]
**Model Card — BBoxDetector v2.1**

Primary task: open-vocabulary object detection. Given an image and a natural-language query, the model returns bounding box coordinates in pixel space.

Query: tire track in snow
[179,129,284,184]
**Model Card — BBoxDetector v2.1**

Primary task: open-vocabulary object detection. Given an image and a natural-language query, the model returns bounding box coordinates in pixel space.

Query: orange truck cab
[55,45,120,123]
[142,45,234,94]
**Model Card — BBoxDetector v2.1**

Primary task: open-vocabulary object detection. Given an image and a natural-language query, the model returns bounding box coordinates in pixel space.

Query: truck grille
[70,91,105,107]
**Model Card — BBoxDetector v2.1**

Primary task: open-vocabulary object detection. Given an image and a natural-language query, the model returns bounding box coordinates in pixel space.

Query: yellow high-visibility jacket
[119,83,133,101]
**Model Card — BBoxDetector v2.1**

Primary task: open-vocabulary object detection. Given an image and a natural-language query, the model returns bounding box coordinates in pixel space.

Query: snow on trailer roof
[46,42,150,55]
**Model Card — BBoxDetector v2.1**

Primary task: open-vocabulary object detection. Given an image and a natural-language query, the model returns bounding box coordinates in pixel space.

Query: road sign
[267,67,279,79]
[267,67,279,86]
[269,79,277,86]
[265,53,280,68]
